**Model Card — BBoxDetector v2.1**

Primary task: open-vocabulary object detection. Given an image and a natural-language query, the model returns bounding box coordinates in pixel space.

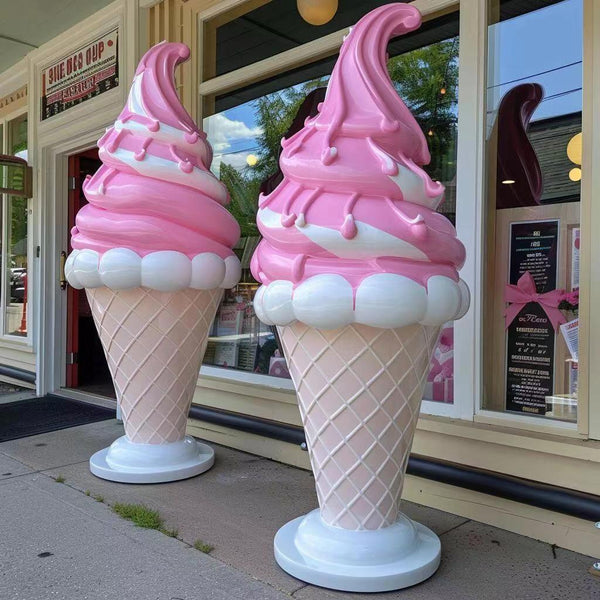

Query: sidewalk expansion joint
[0,455,89,481]
[439,518,472,537]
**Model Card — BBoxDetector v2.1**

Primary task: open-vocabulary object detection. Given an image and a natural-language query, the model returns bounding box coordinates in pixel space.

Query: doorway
[65,149,115,398]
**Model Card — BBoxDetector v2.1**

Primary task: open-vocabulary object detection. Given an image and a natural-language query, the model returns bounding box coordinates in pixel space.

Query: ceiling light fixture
[502,179,516,185]
[566,132,582,166]
[566,132,582,183]
[297,0,338,26]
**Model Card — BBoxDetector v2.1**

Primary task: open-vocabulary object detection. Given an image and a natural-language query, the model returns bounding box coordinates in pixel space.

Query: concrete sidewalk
[1,420,598,600]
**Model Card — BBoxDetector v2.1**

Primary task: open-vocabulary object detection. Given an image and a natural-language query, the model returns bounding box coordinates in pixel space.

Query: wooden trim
[0,60,28,100]
[474,410,579,438]
[580,0,600,439]
[187,418,309,468]
[194,375,301,426]
[197,0,271,22]
[148,5,156,46]
[209,0,272,28]
[402,476,598,558]
[200,15,217,83]
[198,0,459,98]
[453,0,487,421]
[181,2,196,117]
[0,85,28,121]
[416,414,594,462]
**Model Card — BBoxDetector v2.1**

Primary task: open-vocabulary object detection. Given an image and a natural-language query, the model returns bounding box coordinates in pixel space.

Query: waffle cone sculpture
[252,4,469,592]
[66,42,241,483]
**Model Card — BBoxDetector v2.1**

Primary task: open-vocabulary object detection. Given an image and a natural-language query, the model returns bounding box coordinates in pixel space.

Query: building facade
[1,0,599,556]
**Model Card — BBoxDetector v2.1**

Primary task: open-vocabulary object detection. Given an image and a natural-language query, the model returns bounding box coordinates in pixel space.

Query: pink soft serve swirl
[251,4,465,289]
[71,41,239,259]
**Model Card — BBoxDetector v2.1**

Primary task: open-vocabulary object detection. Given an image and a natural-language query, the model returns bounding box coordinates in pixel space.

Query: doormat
[0,395,114,442]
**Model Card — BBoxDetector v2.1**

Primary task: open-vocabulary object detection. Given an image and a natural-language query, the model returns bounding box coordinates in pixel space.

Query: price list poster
[506,220,559,414]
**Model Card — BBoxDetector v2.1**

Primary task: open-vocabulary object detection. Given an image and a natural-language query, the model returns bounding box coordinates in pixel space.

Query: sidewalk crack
[291,583,309,596]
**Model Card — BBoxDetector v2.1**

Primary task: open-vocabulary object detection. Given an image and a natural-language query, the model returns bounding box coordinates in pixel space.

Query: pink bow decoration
[504,271,566,331]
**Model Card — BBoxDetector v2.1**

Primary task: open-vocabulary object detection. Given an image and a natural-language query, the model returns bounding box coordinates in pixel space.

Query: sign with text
[41,29,118,121]
[505,220,559,414]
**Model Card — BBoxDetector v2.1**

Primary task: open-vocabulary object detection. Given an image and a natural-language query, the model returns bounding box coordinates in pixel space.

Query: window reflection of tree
[220,39,459,232]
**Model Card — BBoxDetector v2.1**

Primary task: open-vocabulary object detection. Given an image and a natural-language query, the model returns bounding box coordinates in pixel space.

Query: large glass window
[483,0,582,422]
[2,114,28,338]
[203,8,460,394]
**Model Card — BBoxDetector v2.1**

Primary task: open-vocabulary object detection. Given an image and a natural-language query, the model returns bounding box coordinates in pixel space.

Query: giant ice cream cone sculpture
[65,42,241,483]
[251,4,469,592]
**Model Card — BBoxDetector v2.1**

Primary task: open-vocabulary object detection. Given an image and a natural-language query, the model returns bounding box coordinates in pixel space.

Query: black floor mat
[0,395,115,442]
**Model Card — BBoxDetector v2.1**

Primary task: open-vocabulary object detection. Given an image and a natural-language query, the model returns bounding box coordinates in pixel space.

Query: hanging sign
[505,220,560,415]
[40,28,118,121]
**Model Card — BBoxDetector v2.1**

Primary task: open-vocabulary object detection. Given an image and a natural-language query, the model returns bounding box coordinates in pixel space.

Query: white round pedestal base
[274,509,440,592]
[89,435,214,483]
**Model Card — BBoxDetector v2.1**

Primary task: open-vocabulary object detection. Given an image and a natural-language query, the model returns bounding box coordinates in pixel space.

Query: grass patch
[111,502,180,540]
[112,502,164,530]
[85,490,90,496]
[54,474,65,483]
[193,539,214,554]
[93,494,104,503]
[160,527,179,538]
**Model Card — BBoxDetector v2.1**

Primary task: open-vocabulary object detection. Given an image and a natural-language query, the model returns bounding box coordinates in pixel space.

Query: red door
[65,149,101,388]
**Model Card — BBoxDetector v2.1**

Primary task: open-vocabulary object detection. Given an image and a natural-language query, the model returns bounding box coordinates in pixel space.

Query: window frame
[0,108,32,346]
[195,0,595,435]
[472,0,586,436]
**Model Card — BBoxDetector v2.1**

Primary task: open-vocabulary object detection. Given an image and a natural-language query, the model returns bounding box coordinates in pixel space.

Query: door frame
[36,129,106,398]
[65,148,101,389]
[29,0,138,398]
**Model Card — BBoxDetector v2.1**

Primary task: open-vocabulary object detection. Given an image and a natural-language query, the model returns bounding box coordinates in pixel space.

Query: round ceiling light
[297,0,338,26]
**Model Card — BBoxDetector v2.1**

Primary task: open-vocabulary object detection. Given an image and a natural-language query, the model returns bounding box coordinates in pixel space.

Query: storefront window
[203,13,460,389]
[483,0,581,422]
[4,114,28,338]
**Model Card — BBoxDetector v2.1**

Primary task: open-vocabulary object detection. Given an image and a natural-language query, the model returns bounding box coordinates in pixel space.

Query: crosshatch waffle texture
[278,322,440,531]
[86,287,222,444]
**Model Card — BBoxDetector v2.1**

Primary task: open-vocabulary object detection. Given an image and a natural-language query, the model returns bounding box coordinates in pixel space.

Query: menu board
[505,220,559,414]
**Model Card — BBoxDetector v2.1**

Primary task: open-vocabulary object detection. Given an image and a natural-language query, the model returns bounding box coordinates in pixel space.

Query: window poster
[40,28,118,120]
[505,220,559,415]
